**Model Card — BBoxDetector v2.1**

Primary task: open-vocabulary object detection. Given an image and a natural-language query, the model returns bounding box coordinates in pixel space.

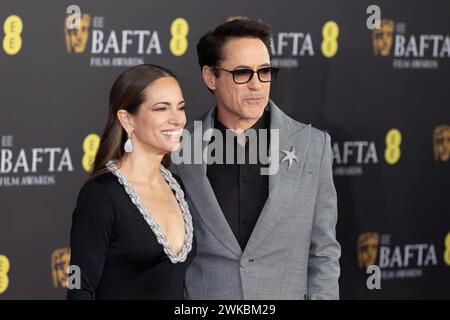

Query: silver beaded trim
[105,160,193,264]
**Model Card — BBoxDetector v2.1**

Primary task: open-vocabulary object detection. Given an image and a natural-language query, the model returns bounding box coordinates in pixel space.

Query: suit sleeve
[66,180,115,300]
[307,132,341,300]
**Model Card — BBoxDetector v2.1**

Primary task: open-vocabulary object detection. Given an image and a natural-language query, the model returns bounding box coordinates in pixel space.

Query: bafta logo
[373,19,394,56]
[51,248,71,288]
[357,232,379,269]
[434,125,450,162]
[64,13,91,54]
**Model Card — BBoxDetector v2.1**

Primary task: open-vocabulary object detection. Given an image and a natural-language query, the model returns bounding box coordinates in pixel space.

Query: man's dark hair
[197,18,273,74]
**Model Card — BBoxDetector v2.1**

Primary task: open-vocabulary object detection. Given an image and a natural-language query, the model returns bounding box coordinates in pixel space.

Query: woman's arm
[67,180,115,300]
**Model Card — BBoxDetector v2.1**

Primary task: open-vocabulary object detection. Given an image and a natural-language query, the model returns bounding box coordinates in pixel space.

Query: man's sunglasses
[214,66,279,84]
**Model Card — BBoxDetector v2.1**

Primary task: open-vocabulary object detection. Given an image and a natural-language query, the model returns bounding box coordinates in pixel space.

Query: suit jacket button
[240,257,249,268]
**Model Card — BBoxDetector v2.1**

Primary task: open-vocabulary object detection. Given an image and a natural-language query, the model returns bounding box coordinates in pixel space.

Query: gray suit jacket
[170,100,341,299]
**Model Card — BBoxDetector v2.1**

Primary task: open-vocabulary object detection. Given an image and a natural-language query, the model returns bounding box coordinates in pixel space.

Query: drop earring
[124,132,133,153]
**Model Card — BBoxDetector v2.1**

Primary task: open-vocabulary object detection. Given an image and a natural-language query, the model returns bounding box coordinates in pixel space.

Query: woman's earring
[124,132,133,153]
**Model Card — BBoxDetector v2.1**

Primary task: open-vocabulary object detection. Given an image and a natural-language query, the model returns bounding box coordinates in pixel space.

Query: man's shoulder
[283,117,331,168]
[291,120,329,160]
[309,125,330,146]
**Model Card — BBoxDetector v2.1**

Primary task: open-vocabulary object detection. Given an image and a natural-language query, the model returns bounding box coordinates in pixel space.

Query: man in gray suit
[171,18,341,299]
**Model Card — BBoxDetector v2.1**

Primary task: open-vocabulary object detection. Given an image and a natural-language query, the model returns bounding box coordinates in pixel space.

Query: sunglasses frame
[214,66,279,84]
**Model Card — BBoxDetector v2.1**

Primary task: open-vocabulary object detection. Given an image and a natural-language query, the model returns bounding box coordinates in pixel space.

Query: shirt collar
[213,106,270,134]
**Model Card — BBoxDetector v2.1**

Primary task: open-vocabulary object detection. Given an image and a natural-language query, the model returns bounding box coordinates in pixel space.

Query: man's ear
[202,66,216,91]
[116,109,134,134]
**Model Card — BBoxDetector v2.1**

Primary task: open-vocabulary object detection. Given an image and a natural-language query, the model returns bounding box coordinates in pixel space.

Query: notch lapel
[243,101,311,254]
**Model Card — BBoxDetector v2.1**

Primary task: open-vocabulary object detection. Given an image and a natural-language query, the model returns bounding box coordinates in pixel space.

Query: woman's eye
[154,107,167,111]
[178,106,185,111]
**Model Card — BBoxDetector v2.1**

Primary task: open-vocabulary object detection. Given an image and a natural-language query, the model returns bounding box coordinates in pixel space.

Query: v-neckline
[106,160,193,264]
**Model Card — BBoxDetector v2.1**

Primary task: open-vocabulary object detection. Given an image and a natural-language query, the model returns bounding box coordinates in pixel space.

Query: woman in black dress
[67,64,195,299]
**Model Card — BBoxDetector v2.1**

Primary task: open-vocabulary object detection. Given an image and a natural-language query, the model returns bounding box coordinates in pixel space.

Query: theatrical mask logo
[434,125,450,162]
[373,19,394,56]
[65,13,91,54]
[51,248,71,288]
[358,232,380,269]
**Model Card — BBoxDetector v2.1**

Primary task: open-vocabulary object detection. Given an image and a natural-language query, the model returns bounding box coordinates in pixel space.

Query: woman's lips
[161,129,183,140]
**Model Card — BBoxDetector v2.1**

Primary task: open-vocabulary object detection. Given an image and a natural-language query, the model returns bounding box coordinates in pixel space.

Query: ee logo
[444,232,450,266]
[82,133,100,172]
[385,128,402,165]
[0,254,10,294]
[170,18,189,56]
[321,20,339,58]
[3,15,23,55]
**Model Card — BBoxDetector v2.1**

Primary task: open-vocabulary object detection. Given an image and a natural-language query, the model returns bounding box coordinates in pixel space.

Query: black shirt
[207,109,270,250]
[67,171,195,300]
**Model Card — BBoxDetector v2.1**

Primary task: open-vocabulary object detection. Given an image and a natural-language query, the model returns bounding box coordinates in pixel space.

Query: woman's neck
[119,151,164,185]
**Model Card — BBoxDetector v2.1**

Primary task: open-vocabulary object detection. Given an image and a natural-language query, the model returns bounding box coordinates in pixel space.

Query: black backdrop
[0,0,449,299]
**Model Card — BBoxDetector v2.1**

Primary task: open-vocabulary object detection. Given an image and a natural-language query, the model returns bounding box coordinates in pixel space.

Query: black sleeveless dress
[67,163,195,300]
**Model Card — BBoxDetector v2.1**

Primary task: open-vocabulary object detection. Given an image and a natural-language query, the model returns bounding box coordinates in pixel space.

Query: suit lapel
[243,101,311,254]
[178,107,242,258]
[177,101,311,257]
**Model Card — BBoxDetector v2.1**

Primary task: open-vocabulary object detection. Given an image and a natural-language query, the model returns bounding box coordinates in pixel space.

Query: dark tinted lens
[233,69,253,83]
[258,67,272,81]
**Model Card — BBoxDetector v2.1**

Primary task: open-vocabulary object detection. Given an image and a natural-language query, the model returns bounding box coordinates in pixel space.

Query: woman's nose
[168,108,183,125]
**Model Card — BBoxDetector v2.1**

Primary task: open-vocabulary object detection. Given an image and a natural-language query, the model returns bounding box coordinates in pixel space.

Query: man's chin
[243,105,266,119]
